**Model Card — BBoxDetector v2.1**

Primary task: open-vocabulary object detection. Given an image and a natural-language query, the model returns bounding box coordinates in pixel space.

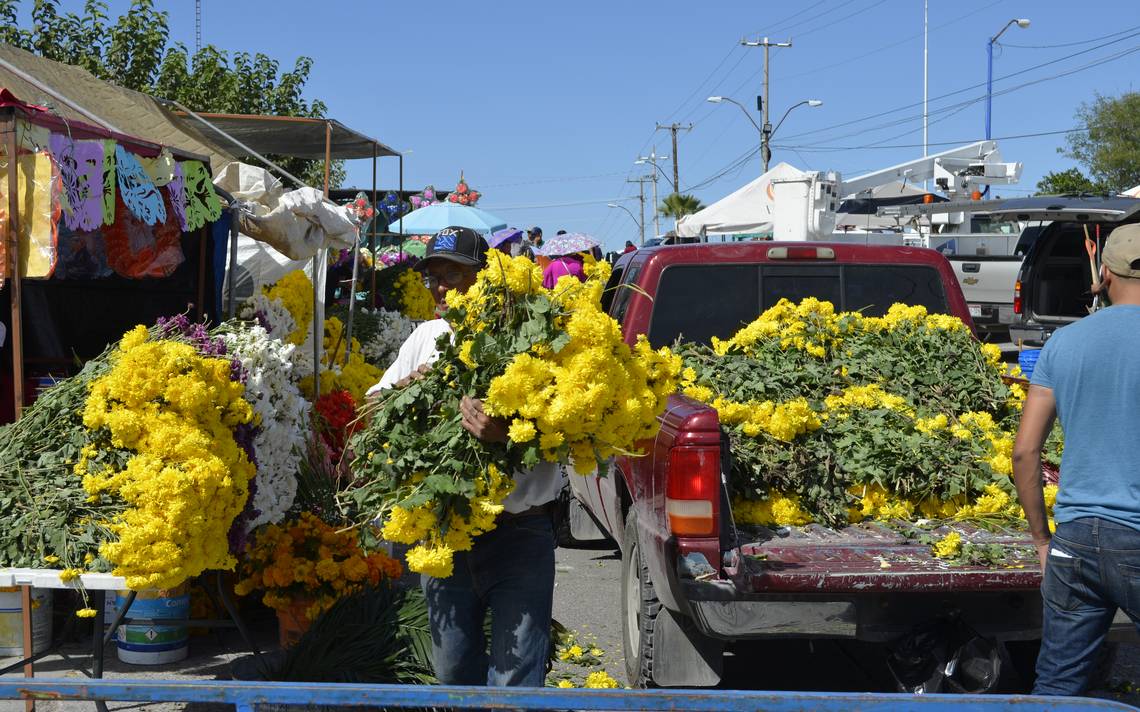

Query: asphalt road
[551,542,1140,703]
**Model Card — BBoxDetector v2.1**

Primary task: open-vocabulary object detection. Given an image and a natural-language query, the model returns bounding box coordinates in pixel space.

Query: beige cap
[1103,223,1140,279]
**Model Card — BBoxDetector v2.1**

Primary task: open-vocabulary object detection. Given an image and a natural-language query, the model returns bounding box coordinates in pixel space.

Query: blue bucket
[1018,349,1041,380]
[115,586,189,665]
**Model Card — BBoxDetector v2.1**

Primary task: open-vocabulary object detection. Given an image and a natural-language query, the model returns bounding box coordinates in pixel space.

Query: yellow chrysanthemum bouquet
[678,298,1059,533]
[346,253,680,578]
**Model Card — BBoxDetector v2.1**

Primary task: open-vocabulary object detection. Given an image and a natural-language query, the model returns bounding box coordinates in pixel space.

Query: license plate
[968,305,982,317]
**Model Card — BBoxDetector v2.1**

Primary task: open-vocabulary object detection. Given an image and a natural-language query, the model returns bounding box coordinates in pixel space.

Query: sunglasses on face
[423,267,468,289]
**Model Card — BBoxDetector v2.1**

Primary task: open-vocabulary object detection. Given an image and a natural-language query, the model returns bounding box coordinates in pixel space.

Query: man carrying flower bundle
[366,225,562,688]
[1013,223,1140,696]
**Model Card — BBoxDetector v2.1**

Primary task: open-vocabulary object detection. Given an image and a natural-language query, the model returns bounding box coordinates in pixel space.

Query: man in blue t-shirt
[1013,222,1140,696]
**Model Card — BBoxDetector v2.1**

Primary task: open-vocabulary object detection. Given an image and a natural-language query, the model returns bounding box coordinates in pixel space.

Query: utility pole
[923,0,928,190]
[626,175,652,245]
[741,36,792,172]
[656,122,692,192]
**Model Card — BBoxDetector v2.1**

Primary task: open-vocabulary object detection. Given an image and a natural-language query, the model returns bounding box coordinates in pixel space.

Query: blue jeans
[421,513,555,686]
[1034,517,1140,695]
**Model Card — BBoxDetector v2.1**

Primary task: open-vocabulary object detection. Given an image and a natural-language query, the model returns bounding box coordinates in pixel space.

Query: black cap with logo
[414,226,489,271]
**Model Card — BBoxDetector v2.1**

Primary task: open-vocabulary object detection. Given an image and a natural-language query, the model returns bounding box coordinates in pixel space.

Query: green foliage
[270,584,435,684]
[0,0,342,188]
[0,351,122,570]
[658,192,705,219]
[1035,167,1110,195]
[661,190,702,217]
[680,306,1022,528]
[1065,92,1140,192]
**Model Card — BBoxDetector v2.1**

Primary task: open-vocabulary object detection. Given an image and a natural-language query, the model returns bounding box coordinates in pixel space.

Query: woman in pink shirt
[541,253,586,288]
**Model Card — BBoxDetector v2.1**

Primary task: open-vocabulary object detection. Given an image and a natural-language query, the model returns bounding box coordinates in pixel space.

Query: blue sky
[44,1,1140,250]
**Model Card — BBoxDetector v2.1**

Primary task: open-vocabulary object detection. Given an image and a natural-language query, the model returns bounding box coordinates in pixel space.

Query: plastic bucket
[115,585,189,665]
[0,587,53,655]
[1018,349,1042,380]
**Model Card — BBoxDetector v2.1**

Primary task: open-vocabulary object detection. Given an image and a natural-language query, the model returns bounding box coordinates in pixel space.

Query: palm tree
[658,192,705,220]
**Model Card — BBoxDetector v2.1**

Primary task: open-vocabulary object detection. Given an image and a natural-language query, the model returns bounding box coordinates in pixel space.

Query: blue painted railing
[0,678,1133,711]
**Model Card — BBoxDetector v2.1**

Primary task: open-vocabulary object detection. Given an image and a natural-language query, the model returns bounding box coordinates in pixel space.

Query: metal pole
[196,225,207,322]
[742,37,791,173]
[985,39,994,140]
[923,0,929,189]
[20,585,32,712]
[763,40,770,173]
[638,180,646,245]
[650,146,660,238]
[226,206,239,318]
[398,153,405,261]
[4,117,25,419]
[314,121,332,400]
[370,146,378,308]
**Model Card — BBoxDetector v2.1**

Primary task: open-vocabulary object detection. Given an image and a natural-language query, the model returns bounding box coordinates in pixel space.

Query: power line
[776,28,1140,144]
[482,196,639,211]
[756,0,830,36]
[479,171,627,188]
[777,0,1005,82]
[788,40,1140,149]
[1000,24,1140,49]
[773,126,1089,151]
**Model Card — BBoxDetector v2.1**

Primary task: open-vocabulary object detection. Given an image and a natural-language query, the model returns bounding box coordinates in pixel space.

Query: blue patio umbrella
[386,203,508,236]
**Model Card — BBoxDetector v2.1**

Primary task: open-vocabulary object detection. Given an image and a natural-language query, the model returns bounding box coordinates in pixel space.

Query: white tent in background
[676,162,806,238]
[1123,184,1140,197]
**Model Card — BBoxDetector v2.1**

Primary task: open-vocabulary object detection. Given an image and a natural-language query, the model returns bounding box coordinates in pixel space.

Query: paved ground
[4,540,1140,709]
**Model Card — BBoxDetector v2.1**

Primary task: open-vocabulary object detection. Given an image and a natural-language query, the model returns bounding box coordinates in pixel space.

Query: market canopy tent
[676,162,806,238]
[1,97,230,420]
[172,112,400,162]
[0,42,236,170]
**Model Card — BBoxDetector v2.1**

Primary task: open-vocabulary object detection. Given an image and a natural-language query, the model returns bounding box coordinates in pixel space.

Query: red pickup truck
[567,241,1123,690]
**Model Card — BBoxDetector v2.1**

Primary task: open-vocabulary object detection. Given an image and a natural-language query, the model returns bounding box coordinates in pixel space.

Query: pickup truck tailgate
[734,520,1040,593]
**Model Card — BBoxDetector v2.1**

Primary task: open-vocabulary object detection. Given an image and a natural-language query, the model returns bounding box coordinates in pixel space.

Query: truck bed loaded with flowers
[566,241,1125,690]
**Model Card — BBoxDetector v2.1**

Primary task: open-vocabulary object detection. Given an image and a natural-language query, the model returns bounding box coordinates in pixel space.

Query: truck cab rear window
[648,263,948,347]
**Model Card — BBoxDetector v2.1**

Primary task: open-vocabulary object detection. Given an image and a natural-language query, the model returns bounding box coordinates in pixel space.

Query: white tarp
[1124,184,1140,197]
[676,162,806,237]
[214,162,358,260]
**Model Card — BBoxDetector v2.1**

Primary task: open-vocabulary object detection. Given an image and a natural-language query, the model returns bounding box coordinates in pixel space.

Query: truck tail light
[1013,280,1022,315]
[665,446,721,537]
[767,246,836,260]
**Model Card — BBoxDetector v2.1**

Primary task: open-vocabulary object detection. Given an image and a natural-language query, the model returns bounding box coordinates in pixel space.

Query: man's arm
[1012,384,1058,571]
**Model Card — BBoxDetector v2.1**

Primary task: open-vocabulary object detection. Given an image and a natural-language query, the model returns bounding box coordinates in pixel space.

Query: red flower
[314,389,359,455]
[456,182,468,194]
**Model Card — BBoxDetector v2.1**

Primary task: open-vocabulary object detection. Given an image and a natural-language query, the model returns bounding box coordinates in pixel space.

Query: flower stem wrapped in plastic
[347,254,680,578]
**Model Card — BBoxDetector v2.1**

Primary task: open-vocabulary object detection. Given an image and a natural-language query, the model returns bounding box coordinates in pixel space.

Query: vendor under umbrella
[534,232,599,288]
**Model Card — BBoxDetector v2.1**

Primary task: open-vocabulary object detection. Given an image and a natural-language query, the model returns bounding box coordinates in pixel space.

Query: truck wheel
[621,510,661,687]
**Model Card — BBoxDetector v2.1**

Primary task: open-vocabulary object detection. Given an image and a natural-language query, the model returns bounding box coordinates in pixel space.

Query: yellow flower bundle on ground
[679,298,1057,531]
[347,253,680,578]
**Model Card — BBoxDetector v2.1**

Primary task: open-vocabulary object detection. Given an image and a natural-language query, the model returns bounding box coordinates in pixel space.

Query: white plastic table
[0,568,262,712]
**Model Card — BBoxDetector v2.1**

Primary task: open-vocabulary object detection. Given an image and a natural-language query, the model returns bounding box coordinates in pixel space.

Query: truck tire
[621,509,661,687]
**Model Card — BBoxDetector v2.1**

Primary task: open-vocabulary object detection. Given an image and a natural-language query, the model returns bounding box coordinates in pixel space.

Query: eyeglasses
[423,267,468,290]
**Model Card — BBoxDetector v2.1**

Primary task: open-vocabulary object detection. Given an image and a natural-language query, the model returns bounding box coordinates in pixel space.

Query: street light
[635,158,674,190]
[707,95,821,172]
[607,202,643,245]
[634,149,669,238]
[986,18,1030,140]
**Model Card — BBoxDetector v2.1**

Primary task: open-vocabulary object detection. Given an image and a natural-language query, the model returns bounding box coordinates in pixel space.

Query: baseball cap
[528,226,542,236]
[1102,223,1140,279]
[415,226,489,271]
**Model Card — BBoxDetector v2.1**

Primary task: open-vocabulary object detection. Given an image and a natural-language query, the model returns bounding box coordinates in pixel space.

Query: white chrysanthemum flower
[222,325,311,529]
